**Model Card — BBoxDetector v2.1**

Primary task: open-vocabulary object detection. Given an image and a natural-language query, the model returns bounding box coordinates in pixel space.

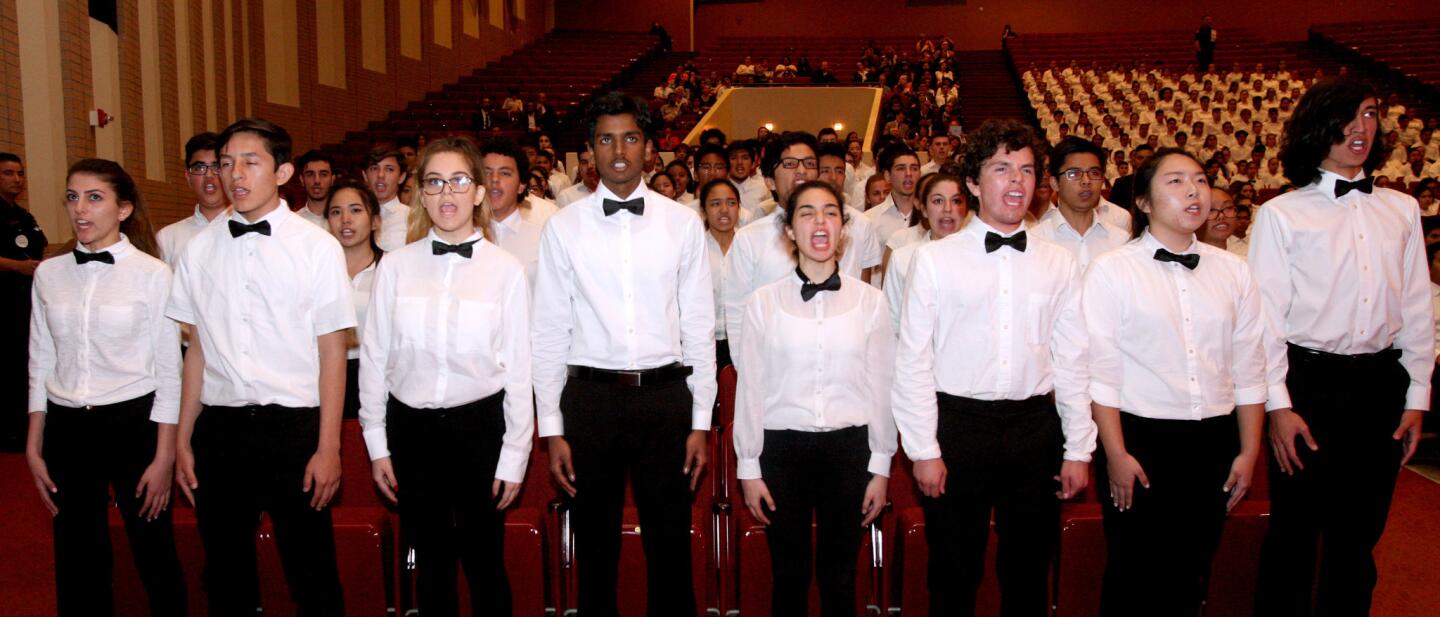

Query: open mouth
[1002,190,1027,207]
[810,229,831,251]
[231,186,250,201]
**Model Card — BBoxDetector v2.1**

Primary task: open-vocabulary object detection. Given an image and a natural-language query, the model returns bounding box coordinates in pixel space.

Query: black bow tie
[1334,176,1374,198]
[72,250,114,265]
[431,239,479,258]
[1154,248,1200,270]
[228,219,272,237]
[798,267,842,302]
[984,230,1027,253]
[603,197,645,216]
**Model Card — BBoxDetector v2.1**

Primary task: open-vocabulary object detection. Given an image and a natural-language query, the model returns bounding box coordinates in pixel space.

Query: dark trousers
[561,378,696,617]
[716,338,732,370]
[1,304,30,451]
[43,393,187,617]
[759,426,871,617]
[192,405,345,617]
[387,392,511,616]
[1256,345,1408,617]
[922,393,1061,617]
[343,358,360,420]
[1097,412,1238,617]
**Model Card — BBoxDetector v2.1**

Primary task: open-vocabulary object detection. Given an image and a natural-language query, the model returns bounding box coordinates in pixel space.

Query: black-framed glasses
[779,157,819,170]
[187,163,221,176]
[1060,168,1105,182]
[1208,206,1239,220]
[420,175,475,195]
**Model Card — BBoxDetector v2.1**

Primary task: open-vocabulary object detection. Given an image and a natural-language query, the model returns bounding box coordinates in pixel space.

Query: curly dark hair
[478,137,532,185]
[584,91,655,147]
[958,120,1046,187]
[1279,78,1387,188]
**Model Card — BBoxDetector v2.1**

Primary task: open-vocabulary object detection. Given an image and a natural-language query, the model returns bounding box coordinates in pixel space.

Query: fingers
[1226,476,1249,512]
[314,479,340,510]
[1134,466,1151,490]
[494,480,520,510]
[374,469,398,504]
[1299,425,1319,453]
[1400,425,1420,467]
[1110,480,1129,511]
[136,481,153,520]
[177,476,196,507]
[687,450,705,492]
[1270,434,1292,475]
[551,456,577,498]
[33,475,58,516]
[860,493,883,527]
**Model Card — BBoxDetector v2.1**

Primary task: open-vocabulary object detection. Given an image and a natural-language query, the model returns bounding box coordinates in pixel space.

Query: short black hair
[395,134,420,150]
[726,139,758,161]
[218,117,293,167]
[699,128,728,145]
[816,142,847,163]
[478,137,531,182]
[1280,77,1388,187]
[295,149,335,172]
[1047,136,1107,177]
[878,143,919,174]
[184,132,221,164]
[0,152,19,166]
[367,146,405,169]
[760,132,819,179]
[584,91,654,147]
[959,120,1045,186]
[1132,144,1156,157]
[1129,148,1203,239]
[696,144,728,169]
[817,127,839,139]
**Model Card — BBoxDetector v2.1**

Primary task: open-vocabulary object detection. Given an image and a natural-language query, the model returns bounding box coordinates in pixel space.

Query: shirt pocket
[1025,293,1054,346]
[96,303,143,355]
[393,296,430,347]
[456,300,499,359]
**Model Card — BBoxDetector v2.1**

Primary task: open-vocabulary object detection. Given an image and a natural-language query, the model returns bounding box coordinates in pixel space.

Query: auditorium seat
[1311,20,1440,90]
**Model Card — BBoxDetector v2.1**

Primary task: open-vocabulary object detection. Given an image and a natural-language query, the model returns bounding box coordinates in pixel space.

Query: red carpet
[3,452,1437,615]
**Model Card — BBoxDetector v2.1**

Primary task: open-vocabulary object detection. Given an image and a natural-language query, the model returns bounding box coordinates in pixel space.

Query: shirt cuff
[736,457,762,480]
[692,407,712,432]
[867,453,893,478]
[1089,382,1122,409]
[1063,449,1093,463]
[905,443,942,462]
[362,426,390,461]
[537,415,565,438]
[1265,384,1293,412]
[495,450,528,485]
[164,307,195,325]
[1234,384,1268,407]
[1405,383,1431,412]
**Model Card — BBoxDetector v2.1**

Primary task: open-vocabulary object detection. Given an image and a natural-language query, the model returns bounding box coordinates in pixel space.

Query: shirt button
[1188,349,1195,354]
[627,327,634,334]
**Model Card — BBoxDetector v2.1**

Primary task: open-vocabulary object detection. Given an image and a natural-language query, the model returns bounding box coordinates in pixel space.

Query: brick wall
[0,0,22,154]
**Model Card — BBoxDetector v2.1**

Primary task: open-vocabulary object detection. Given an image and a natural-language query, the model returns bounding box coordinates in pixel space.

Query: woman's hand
[740,478,776,525]
[1106,453,1150,512]
[860,475,888,527]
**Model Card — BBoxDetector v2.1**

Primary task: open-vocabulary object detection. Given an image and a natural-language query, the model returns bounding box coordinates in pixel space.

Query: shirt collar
[192,204,229,225]
[493,207,523,233]
[76,234,134,259]
[228,199,291,229]
[1313,167,1368,201]
[1140,229,1198,255]
[427,228,484,246]
[594,181,649,204]
[380,197,405,213]
[962,216,1025,241]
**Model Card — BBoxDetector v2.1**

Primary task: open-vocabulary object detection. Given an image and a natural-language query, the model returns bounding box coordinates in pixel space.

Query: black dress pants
[387,392,511,617]
[1096,412,1238,617]
[560,378,696,617]
[192,404,344,617]
[759,426,871,617]
[44,393,187,616]
[922,393,1062,617]
[1256,345,1409,617]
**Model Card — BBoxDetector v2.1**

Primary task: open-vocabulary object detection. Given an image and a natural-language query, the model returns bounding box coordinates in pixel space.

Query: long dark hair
[326,176,384,264]
[1279,78,1387,187]
[66,159,161,259]
[1128,148,1204,240]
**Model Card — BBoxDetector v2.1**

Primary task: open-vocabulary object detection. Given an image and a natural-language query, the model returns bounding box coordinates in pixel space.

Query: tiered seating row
[1311,19,1440,89]
[692,35,917,82]
[1008,28,1305,71]
[107,366,1272,616]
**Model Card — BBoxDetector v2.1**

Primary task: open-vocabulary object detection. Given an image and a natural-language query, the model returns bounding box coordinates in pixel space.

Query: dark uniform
[1,195,46,451]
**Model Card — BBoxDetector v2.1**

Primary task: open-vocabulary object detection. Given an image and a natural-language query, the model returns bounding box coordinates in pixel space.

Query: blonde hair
[405,136,494,244]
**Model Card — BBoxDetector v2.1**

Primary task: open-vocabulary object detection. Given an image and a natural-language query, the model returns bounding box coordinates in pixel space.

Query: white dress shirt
[920,161,941,176]
[490,198,558,289]
[556,182,593,208]
[377,197,412,252]
[723,211,872,369]
[297,203,329,229]
[892,220,1095,462]
[737,174,772,220]
[28,237,181,423]
[531,182,717,437]
[156,205,228,268]
[733,271,898,480]
[707,232,730,341]
[1432,281,1440,359]
[1249,169,1434,411]
[865,196,915,246]
[1084,233,1268,419]
[1226,234,1250,260]
[1028,207,1129,271]
[348,260,378,361]
[358,230,533,482]
[548,170,573,193]
[167,205,356,407]
[884,230,932,334]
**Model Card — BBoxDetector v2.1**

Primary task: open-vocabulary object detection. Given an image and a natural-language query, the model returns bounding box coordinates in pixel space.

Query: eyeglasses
[187,163,221,176]
[779,157,819,170]
[1208,206,1239,220]
[1060,168,1105,182]
[420,175,475,195]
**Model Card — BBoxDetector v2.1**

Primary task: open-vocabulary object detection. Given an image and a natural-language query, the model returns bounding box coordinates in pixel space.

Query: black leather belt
[567,362,693,387]
[1287,342,1401,365]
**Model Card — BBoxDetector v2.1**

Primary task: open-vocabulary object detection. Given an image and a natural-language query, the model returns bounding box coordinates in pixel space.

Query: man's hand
[1395,410,1425,467]
[304,448,342,510]
[1106,452,1149,512]
[175,444,199,506]
[1055,460,1089,500]
[547,436,577,497]
[1268,408,1318,475]
[740,478,775,525]
[372,457,398,503]
[683,430,709,492]
[913,458,948,498]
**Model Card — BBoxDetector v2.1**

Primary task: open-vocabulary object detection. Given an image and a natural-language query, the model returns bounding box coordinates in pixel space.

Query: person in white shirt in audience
[532,93,715,617]
[365,147,411,252]
[480,139,556,290]
[360,136,532,616]
[1252,78,1433,617]
[892,120,1094,617]
[27,158,186,616]
[1195,185,1241,257]
[1428,242,1440,360]
[556,150,599,207]
[730,140,771,218]
[158,132,230,267]
[666,159,697,206]
[734,180,897,616]
[1256,157,1288,189]
[1085,146,1266,617]
[865,144,923,247]
[921,136,952,176]
[648,171,680,201]
[816,142,884,282]
[698,179,740,368]
[865,174,891,210]
[170,118,351,616]
[1415,182,1438,217]
[534,149,571,194]
[295,150,336,229]
[324,177,383,419]
[1030,137,1131,272]
[883,172,968,333]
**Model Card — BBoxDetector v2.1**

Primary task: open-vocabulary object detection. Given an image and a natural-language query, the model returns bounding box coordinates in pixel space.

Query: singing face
[327,187,376,250]
[966,145,1035,232]
[1139,154,1212,237]
[65,172,131,250]
[785,186,845,265]
[418,151,481,241]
